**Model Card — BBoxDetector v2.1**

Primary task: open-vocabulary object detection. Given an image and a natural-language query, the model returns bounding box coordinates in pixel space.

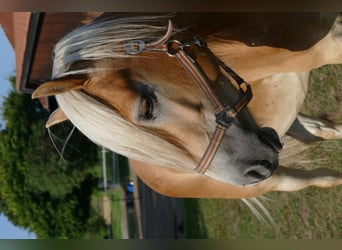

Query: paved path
[134,176,185,239]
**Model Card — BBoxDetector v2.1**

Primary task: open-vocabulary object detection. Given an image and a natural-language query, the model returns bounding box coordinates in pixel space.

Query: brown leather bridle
[124,21,253,175]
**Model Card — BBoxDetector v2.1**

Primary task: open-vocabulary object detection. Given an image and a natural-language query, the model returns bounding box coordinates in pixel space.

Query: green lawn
[84,152,130,239]
[86,187,125,239]
[110,188,124,239]
[183,64,342,239]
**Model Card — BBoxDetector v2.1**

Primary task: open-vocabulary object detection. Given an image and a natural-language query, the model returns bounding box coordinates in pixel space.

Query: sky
[0,25,37,239]
[0,25,13,129]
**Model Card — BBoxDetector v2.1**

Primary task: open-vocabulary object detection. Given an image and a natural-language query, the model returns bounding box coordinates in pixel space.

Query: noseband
[125,21,252,174]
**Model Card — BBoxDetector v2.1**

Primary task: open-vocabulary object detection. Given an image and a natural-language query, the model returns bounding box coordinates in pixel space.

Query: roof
[0,12,102,94]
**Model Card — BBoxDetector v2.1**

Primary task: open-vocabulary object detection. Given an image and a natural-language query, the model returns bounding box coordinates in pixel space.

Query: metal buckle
[166,40,183,56]
[215,83,252,128]
[166,36,207,56]
[215,107,236,128]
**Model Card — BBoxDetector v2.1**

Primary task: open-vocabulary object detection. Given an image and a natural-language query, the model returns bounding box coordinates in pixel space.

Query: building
[0,12,102,108]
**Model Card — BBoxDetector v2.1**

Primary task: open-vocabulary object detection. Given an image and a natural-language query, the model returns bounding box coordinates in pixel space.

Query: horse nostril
[245,160,276,182]
[257,127,283,153]
[253,160,274,171]
[246,170,267,180]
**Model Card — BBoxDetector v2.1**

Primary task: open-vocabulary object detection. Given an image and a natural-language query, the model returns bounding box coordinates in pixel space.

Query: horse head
[32,15,282,186]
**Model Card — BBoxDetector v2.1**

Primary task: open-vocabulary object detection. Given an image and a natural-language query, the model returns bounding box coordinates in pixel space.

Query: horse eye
[140,94,157,120]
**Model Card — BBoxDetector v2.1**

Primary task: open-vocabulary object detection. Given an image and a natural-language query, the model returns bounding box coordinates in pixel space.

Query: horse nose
[244,159,278,184]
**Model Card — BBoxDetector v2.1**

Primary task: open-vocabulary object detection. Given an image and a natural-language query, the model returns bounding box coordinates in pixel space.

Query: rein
[124,20,253,174]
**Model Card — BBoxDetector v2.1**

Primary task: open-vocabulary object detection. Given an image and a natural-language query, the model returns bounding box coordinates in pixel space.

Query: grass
[183,64,342,239]
[86,187,124,239]
[88,152,130,239]
[109,187,124,239]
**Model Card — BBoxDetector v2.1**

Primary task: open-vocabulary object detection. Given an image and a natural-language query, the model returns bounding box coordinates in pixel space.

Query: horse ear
[46,108,69,128]
[32,77,87,99]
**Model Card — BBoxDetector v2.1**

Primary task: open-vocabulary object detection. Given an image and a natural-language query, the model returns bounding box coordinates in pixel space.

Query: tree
[0,78,101,238]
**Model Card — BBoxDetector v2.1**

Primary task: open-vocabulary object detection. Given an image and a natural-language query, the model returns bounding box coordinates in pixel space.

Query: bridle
[165,37,253,174]
[124,20,253,174]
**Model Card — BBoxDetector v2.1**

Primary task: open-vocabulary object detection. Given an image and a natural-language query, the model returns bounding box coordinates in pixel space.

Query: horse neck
[173,13,337,51]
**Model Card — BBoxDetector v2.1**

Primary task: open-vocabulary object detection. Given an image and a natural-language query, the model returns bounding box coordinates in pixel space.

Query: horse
[32,13,342,201]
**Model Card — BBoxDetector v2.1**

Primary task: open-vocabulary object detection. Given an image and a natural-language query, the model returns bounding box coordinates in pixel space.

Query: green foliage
[0,79,100,238]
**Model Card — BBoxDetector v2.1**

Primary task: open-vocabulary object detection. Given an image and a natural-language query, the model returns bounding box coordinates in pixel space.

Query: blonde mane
[52,15,173,78]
